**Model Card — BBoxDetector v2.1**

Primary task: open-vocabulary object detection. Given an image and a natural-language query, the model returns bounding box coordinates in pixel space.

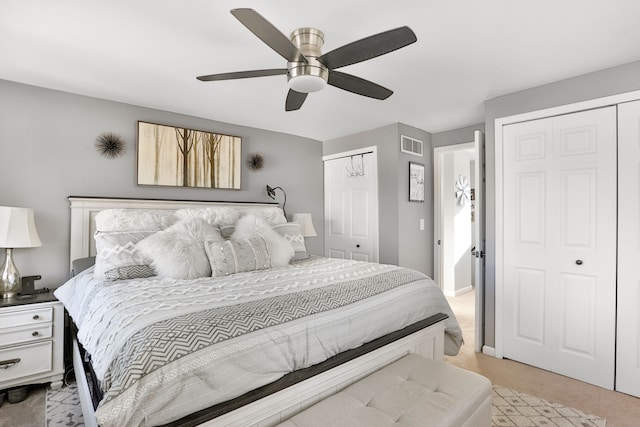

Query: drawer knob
[33,314,40,320]
[0,358,21,369]
[32,331,39,337]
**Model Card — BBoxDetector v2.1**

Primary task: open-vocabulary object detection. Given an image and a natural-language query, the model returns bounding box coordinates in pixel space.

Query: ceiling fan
[197,8,417,111]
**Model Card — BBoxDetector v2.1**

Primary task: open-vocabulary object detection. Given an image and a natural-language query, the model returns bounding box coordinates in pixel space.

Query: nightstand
[0,293,65,391]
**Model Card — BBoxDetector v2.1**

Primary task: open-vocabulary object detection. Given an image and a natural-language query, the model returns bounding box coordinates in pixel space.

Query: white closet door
[503,106,617,389]
[617,100,640,398]
[324,152,378,262]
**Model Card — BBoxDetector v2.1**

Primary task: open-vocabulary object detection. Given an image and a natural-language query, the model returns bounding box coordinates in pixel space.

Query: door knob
[575,260,583,265]
[356,244,360,248]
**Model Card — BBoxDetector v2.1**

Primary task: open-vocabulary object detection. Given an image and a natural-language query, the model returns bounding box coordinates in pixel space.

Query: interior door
[324,151,378,262]
[617,100,640,398]
[502,106,617,389]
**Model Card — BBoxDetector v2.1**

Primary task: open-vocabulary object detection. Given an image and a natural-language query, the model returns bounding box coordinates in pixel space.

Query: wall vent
[400,135,423,156]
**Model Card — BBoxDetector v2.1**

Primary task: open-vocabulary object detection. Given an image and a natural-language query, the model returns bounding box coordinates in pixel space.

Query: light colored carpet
[42,382,606,427]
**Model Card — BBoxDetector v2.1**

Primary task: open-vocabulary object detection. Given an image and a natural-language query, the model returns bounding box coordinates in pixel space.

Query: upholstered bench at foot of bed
[276,353,492,427]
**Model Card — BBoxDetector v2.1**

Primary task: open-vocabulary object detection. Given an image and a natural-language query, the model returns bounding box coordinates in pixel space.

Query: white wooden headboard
[68,196,278,271]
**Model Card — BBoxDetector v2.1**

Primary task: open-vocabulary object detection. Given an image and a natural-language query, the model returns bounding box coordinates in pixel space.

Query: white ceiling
[2,0,640,141]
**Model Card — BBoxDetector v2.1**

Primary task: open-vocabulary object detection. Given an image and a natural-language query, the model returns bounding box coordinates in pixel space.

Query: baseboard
[482,345,496,357]
[444,286,473,297]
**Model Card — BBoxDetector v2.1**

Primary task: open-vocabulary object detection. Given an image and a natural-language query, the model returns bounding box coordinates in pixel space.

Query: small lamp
[266,185,287,218]
[0,207,42,298]
[292,213,317,237]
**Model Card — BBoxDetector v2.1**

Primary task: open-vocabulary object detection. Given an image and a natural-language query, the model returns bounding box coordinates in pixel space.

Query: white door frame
[494,89,640,359]
[323,146,379,262]
[434,131,484,352]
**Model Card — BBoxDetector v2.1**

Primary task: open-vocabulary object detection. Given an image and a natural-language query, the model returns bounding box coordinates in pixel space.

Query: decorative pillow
[231,214,294,267]
[272,223,310,261]
[239,207,287,226]
[205,237,271,277]
[94,231,155,281]
[95,209,176,232]
[136,218,223,279]
[175,207,240,228]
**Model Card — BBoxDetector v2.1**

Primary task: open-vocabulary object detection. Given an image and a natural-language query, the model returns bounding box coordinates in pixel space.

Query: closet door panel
[503,106,616,389]
[503,119,553,368]
[550,107,616,389]
[617,100,640,398]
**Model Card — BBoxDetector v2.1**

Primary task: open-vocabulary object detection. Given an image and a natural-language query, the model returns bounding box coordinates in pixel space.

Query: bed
[55,196,463,427]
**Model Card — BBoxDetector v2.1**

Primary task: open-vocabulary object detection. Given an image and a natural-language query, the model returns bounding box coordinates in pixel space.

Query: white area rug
[44,383,607,427]
[45,383,84,427]
[492,385,606,427]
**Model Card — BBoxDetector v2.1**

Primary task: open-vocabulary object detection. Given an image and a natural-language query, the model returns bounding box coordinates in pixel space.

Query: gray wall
[0,79,324,289]
[482,59,640,348]
[324,123,433,275]
[397,124,432,275]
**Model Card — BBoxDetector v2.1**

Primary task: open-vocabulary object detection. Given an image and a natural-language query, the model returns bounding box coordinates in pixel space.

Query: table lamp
[0,207,42,298]
[292,213,317,237]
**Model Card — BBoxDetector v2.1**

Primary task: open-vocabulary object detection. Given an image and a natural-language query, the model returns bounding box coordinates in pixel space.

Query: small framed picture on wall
[409,161,425,202]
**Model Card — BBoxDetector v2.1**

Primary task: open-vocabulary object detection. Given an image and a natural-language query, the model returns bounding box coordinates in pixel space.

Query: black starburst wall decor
[247,152,265,171]
[96,132,126,159]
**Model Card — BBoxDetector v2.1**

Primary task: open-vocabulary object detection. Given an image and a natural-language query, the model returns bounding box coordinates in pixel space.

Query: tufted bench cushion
[276,353,492,427]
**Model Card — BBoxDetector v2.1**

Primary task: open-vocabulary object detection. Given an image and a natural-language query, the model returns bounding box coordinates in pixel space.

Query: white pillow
[239,207,287,226]
[95,209,176,232]
[175,207,240,228]
[137,218,223,279]
[231,214,294,267]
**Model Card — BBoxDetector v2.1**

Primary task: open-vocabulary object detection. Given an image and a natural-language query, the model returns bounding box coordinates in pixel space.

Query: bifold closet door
[502,106,617,389]
[617,100,640,398]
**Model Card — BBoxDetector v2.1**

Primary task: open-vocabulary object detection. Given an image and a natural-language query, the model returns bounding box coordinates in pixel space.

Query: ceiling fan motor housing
[288,27,328,93]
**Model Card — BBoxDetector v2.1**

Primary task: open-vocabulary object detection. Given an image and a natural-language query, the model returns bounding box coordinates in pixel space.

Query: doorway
[434,130,484,352]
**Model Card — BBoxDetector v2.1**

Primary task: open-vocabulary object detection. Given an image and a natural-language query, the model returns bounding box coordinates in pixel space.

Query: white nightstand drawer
[0,306,53,328]
[0,324,53,346]
[0,341,53,383]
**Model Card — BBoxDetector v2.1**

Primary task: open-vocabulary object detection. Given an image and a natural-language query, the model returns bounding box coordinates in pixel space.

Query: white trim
[322,145,376,161]
[443,285,473,298]
[482,346,496,357]
[493,89,640,360]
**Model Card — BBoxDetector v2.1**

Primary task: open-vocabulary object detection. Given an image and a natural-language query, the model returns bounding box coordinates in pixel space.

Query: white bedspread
[55,257,462,427]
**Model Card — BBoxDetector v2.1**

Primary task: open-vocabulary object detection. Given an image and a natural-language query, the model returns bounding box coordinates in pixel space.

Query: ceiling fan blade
[197,69,287,81]
[285,89,308,111]
[318,26,416,70]
[231,8,307,63]
[328,71,393,100]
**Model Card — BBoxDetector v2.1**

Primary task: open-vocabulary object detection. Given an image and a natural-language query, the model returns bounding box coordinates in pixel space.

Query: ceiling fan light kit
[287,28,328,93]
[197,8,416,111]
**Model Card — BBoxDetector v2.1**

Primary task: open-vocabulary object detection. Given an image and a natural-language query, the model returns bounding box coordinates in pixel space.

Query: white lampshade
[0,207,42,248]
[292,213,317,237]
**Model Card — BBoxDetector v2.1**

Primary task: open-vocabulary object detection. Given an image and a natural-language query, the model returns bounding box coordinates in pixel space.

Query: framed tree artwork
[136,121,242,189]
[409,161,425,202]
